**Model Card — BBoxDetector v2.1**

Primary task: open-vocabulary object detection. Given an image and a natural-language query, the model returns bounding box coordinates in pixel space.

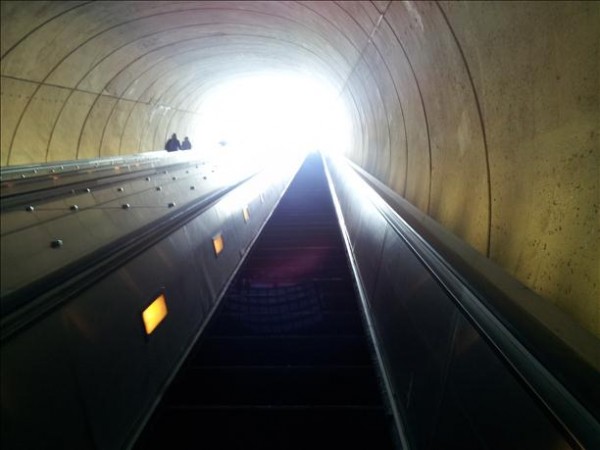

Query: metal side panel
[0,311,94,450]
[0,159,244,298]
[0,158,300,450]
[350,200,389,299]
[370,230,458,449]
[324,155,587,450]
[63,224,215,450]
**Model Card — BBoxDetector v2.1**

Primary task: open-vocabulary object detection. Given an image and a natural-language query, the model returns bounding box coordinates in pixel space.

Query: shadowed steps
[134,153,397,450]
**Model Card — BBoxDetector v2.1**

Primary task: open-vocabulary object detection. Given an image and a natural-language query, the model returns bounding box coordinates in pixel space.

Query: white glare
[192,72,352,165]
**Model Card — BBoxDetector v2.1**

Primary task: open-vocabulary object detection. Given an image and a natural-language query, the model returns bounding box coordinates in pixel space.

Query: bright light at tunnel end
[193,71,352,165]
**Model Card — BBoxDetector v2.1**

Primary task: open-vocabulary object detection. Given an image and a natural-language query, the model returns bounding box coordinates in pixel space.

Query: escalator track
[133,153,399,450]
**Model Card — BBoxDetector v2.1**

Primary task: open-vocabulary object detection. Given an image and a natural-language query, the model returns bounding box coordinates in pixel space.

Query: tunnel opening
[191,71,353,163]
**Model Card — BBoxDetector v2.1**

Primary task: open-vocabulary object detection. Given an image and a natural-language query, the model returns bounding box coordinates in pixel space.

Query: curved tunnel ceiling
[1,1,598,338]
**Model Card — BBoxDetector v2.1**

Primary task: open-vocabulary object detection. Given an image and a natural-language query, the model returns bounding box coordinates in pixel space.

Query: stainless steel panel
[0,311,93,449]
[433,314,571,450]
[66,191,100,209]
[1,224,53,292]
[90,186,123,204]
[2,208,133,293]
[182,207,227,300]
[0,209,39,236]
[325,155,582,450]
[351,203,388,298]
[0,156,300,450]
[64,227,209,450]
[127,176,156,192]
[330,175,360,245]
[19,205,68,222]
[376,231,459,356]
[65,208,122,242]
[1,191,100,235]
[0,209,41,235]
[371,230,459,449]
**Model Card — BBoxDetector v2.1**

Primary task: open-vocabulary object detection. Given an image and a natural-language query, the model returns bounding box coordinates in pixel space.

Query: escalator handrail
[329,155,600,449]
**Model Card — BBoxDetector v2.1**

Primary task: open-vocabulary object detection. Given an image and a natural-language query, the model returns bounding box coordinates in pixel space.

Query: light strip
[213,233,224,255]
[142,293,168,335]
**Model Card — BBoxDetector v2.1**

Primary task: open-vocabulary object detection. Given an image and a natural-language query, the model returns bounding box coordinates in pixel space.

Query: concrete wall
[1,1,598,336]
[343,1,599,337]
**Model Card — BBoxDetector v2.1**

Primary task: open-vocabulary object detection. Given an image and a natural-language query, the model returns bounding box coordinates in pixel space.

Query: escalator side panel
[325,156,584,449]
[1,161,296,450]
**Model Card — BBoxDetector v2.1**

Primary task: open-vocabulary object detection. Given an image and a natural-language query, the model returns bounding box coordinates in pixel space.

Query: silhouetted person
[165,133,181,152]
[181,136,192,150]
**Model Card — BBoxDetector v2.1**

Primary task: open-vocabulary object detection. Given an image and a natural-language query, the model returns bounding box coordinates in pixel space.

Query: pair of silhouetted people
[165,133,192,152]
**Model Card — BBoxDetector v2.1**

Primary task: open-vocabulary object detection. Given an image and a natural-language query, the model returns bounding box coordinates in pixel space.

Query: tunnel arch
[1,1,598,339]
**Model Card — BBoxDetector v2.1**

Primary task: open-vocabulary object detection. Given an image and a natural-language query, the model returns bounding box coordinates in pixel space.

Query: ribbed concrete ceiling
[1,1,598,338]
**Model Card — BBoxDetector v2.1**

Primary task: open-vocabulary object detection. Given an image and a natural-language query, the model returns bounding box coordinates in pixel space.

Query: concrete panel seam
[435,2,492,257]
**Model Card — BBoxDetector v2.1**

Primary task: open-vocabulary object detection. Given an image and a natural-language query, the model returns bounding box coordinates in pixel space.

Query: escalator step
[137,407,395,450]
[132,154,397,450]
[207,311,365,336]
[189,335,374,366]
[163,366,384,406]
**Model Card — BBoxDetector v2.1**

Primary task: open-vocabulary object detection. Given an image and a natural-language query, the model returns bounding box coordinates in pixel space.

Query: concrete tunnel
[0,1,599,448]
[2,0,598,338]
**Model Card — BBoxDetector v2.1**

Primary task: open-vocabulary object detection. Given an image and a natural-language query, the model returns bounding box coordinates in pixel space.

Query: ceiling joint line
[337,0,392,98]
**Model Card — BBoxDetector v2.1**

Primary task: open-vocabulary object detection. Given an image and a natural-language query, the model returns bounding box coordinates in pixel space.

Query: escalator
[133,153,399,449]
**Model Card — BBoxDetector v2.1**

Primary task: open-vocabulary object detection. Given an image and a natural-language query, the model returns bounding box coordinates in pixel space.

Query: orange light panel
[142,294,168,335]
[213,234,224,255]
[243,206,250,223]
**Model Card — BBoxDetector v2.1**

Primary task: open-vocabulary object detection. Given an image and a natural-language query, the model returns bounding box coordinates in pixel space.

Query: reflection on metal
[324,155,599,449]
[213,233,224,256]
[50,239,63,248]
[243,206,250,223]
[142,293,168,335]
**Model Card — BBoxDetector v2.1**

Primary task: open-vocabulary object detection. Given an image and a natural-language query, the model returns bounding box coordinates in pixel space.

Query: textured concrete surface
[1,1,598,336]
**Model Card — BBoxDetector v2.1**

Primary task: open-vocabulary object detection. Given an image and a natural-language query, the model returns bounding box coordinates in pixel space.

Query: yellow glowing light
[243,206,250,223]
[213,233,224,256]
[142,294,168,335]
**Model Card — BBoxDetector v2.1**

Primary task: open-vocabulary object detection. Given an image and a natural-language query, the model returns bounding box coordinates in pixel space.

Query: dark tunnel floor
[133,153,397,450]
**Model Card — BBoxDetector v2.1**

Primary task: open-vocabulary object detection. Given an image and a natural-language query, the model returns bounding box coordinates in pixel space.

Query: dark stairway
[133,153,398,450]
